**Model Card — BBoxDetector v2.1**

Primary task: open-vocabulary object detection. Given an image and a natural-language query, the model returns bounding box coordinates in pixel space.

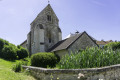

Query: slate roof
[48,31,97,52]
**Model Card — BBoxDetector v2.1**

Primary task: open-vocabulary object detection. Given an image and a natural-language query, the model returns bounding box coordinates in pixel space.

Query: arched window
[37,24,44,29]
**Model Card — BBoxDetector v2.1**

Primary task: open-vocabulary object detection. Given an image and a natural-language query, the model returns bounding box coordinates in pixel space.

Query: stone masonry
[23,64,120,80]
[27,4,62,55]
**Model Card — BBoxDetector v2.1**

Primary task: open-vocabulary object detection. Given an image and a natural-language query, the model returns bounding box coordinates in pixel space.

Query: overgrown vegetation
[0,38,29,60]
[31,52,59,68]
[57,47,120,69]
[104,42,120,50]
[12,62,22,72]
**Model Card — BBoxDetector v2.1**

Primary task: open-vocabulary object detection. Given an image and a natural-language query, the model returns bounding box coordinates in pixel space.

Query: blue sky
[0,0,120,45]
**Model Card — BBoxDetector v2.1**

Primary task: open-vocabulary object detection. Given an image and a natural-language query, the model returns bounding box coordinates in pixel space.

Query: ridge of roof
[49,31,98,52]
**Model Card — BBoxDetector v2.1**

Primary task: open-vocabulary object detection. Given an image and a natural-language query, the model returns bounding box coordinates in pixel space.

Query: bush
[12,62,22,72]
[31,52,58,68]
[0,38,29,60]
[1,44,17,60]
[0,38,9,55]
[104,42,120,50]
[57,47,120,69]
[17,46,29,59]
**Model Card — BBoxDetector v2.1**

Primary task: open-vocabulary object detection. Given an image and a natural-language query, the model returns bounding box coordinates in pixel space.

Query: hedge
[0,38,29,60]
[31,52,59,68]
[17,46,29,59]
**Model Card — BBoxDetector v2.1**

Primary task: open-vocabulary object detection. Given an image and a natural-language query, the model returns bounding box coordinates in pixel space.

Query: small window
[49,38,51,43]
[40,42,44,45]
[47,15,51,21]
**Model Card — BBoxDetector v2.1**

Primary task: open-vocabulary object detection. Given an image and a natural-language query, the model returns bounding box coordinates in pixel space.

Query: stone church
[20,4,98,58]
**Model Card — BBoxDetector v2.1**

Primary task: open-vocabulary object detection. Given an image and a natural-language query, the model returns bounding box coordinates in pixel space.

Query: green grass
[0,58,36,80]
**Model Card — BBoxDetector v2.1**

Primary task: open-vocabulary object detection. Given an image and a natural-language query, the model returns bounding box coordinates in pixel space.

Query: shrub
[31,52,58,68]
[104,42,120,50]
[0,38,9,55]
[12,62,22,72]
[1,44,17,60]
[0,38,28,60]
[57,47,120,69]
[17,47,29,59]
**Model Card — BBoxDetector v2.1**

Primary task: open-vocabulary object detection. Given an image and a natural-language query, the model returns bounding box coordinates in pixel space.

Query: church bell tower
[27,4,62,55]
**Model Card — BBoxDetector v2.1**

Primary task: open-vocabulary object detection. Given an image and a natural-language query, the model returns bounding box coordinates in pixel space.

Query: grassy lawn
[0,58,36,80]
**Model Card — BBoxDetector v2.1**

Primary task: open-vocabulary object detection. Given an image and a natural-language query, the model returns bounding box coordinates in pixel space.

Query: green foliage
[0,38,9,54]
[1,44,17,60]
[58,47,120,69]
[104,42,120,50]
[20,58,31,66]
[0,38,29,60]
[17,46,29,59]
[12,62,22,72]
[0,58,35,80]
[31,52,59,68]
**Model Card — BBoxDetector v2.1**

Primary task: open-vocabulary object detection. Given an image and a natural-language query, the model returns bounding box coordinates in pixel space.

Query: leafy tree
[104,42,120,50]
[1,44,17,60]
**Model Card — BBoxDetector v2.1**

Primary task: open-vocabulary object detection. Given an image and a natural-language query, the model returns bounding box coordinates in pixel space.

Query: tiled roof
[96,40,113,45]
[48,31,97,52]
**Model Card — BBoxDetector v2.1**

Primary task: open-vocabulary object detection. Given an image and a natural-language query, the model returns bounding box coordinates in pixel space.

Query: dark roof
[48,31,98,52]
[47,39,66,52]
[20,40,27,46]
[47,33,81,52]
[48,32,81,52]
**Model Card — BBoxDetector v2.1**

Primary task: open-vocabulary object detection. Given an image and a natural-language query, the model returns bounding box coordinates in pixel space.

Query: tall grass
[12,62,22,72]
[58,47,120,69]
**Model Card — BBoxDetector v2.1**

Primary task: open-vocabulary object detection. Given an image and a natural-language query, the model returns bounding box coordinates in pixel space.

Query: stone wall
[23,64,120,80]
[54,49,68,59]
[68,32,97,53]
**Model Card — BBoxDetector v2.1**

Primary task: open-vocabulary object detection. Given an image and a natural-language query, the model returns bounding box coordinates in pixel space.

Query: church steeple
[28,3,62,54]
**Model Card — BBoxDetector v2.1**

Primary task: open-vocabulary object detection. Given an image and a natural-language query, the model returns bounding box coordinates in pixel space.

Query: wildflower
[78,73,84,79]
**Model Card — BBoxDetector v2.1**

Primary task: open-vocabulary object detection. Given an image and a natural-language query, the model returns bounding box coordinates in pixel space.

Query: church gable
[31,4,59,26]
[25,4,62,54]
